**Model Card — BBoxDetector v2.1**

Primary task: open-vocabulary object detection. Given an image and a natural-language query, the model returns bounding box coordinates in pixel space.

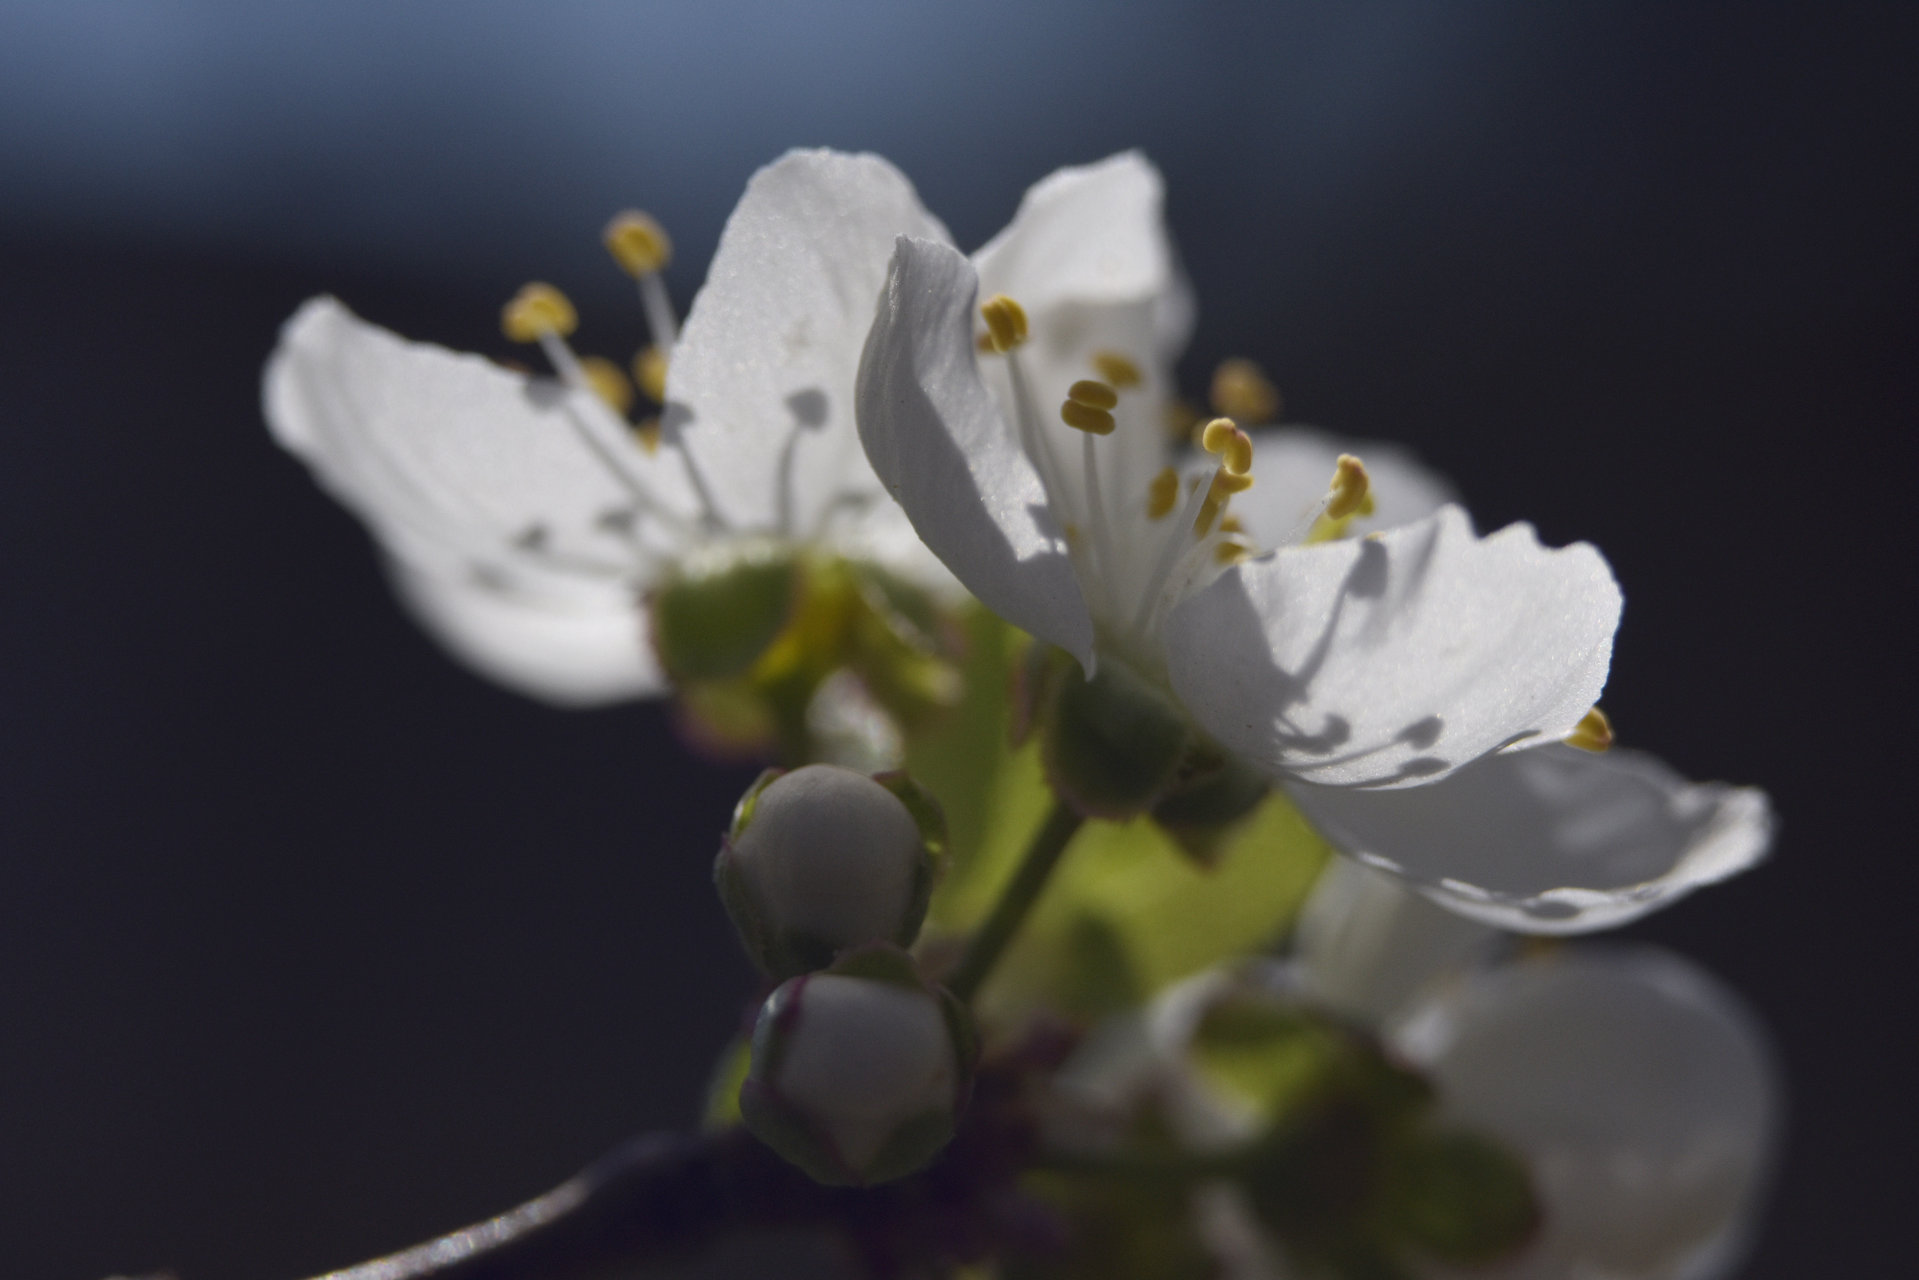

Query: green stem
[944,799,1084,1004]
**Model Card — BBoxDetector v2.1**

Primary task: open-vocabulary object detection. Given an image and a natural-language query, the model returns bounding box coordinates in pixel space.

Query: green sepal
[650,544,800,682]
[872,769,949,880]
[1043,658,1193,820]
[728,767,786,839]
[1011,635,1063,748]
[738,1074,859,1187]
[701,1034,751,1130]
[824,940,928,989]
[859,1105,960,1187]
[1384,1128,1541,1266]
[1151,749,1272,867]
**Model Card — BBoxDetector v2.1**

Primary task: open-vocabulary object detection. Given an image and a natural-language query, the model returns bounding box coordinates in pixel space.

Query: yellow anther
[1060,398,1116,435]
[632,345,669,403]
[977,332,997,354]
[1219,515,1244,535]
[1214,470,1254,495]
[579,355,634,415]
[1067,379,1120,411]
[979,294,1028,353]
[1201,418,1254,475]
[1324,454,1372,521]
[1214,538,1252,565]
[1210,357,1281,424]
[1565,707,1614,752]
[1147,467,1180,519]
[502,282,578,343]
[1092,351,1143,388]
[633,417,663,454]
[604,210,673,276]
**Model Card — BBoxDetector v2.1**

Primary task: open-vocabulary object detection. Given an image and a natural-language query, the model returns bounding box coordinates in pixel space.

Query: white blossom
[264,149,958,705]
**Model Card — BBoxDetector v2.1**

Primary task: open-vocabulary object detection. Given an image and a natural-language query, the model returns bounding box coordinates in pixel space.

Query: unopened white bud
[740,946,976,1186]
[715,765,941,979]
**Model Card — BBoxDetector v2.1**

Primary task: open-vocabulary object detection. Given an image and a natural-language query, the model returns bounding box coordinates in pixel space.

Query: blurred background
[2,3,1913,1276]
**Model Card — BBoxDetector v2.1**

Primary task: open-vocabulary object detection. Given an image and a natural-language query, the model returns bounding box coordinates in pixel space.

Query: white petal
[973,151,1183,336]
[1231,427,1459,550]
[264,296,690,593]
[1164,505,1620,788]
[1292,860,1497,1021]
[1395,947,1778,1280]
[1287,744,1773,934]
[971,152,1187,520]
[856,237,1095,664]
[388,560,663,706]
[666,149,952,538]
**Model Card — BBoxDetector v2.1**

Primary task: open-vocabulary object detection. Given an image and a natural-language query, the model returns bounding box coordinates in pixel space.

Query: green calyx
[1031,649,1271,850]
[1041,655,1193,820]
[651,541,800,682]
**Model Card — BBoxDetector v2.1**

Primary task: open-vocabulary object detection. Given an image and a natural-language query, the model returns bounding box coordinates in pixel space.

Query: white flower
[1064,868,1778,1280]
[1392,941,1779,1280]
[856,195,1775,929]
[859,225,1621,790]
[1296,865,1779,1278]
[264,148,957,706]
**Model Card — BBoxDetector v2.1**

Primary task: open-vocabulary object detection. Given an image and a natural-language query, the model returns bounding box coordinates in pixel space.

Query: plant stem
[944,799,1084,1004]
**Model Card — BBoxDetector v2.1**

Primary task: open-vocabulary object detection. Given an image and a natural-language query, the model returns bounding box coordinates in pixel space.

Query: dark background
[3,4,1913,1276]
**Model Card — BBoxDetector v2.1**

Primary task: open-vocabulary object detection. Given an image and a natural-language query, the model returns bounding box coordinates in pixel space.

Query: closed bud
[715,765,943,979]
[740,946,977,1186]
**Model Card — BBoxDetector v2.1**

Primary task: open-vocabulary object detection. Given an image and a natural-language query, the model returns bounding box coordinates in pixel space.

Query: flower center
[499,210,744,558]
[978,294,1267,667]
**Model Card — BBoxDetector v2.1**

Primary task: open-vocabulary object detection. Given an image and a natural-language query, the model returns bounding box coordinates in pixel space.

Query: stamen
[1305,454,1375,544]
[1190,423,1256,539]
[633,345,669,403]
[1565,707,1614,752]
[502,283,578,343]
[1209,357,1281,424]
[633,417,663,454]
[1324,454,1371,520]
[604,211,672,276]
[1202,418,1255,477]
[579,356,635,415]
[1092,351,1143,388]
[499,283,694,535]
[605,210,680,349]
[1147,467,1180,519]
[1193,470,1253,538]
[980,295,1029,353]
[1060,380,1118,435]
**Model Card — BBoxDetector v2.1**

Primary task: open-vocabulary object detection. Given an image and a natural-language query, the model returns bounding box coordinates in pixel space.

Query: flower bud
[740,946,976,1186]
[715,765,942,978]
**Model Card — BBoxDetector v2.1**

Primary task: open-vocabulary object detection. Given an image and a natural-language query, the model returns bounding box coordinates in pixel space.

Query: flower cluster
[260,147,1778,1280]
